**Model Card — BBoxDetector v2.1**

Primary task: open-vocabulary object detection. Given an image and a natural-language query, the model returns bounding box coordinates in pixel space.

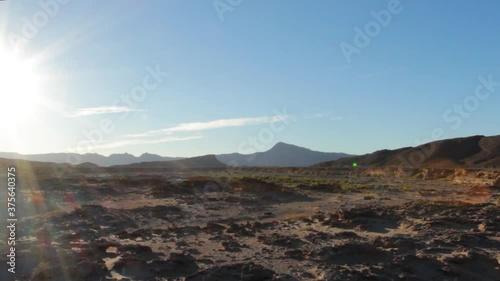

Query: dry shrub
[430,200,474,207]
[231,177,283,192]
[364,195,375,200]
[284,213,310,221]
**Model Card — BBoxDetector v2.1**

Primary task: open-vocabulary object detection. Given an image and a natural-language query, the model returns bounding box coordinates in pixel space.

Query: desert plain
[0,163,499,281]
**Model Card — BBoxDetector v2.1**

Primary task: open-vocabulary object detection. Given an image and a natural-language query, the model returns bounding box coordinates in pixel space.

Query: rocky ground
[0,169,499,281]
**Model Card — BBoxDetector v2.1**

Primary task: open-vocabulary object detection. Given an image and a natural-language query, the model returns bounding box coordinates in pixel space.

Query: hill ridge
[315,135,500,168]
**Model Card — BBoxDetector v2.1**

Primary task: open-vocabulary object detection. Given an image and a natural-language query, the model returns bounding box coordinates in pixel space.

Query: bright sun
[0,48,42,129]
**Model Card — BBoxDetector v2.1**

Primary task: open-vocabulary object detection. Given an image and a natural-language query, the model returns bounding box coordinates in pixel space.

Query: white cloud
[330,116,344,121]
[70,106,144,117]
[145,136,203,144]
[304,113,328,119]
[304,111,340,120]
[127,115,293,138]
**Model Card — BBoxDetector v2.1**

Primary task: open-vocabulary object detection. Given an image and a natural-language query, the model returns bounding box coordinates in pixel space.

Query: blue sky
[0,0,499,157]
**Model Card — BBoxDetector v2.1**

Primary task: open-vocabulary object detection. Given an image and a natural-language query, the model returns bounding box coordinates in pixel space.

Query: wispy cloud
[89,136,203,151]
[304,113,329,119]
[127,115,293,138]
[330,116,344,121]
[69,106,144,117]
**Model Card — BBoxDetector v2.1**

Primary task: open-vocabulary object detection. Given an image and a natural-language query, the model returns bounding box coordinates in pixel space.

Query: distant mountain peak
[269,142,301,151]
[269,142,319,154]
[217,142,353,167]
[109,152,133,156]
[273,142,295,148]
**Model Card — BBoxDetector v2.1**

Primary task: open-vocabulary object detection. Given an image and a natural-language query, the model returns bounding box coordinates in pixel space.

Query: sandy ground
[0,170,499,281]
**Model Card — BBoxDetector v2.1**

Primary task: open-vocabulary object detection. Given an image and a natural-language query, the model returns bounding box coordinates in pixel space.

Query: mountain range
[3,135,500,169]
[0,152,181,167]
[0,142,353,167]
[316,135,500,168]
[216,142,352,167]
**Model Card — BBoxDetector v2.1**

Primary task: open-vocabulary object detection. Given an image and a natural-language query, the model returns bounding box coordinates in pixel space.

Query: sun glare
[0,48,42,129]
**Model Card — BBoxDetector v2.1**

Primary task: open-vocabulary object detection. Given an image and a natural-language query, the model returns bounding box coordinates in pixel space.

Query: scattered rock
[305,231,332,243]
[284,249,305,260]
[312,243,392,265]
[205,222,226,233]
[222,240,245,252]
[185,263,297,281]
[258,233,306,249]
[226,222,255,237]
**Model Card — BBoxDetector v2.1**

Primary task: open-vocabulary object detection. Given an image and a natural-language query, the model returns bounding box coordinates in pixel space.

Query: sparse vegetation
[284,213,310,221]
[363,194,375,200]
[2,165,499,281]
[398,185,412,191]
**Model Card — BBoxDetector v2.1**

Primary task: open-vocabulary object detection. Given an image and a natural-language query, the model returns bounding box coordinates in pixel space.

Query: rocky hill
[316,135,500,168]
